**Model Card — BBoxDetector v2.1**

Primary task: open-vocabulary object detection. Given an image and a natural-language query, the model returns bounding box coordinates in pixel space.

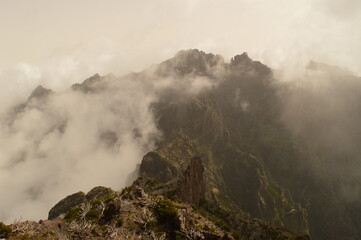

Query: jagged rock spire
[178,156,205,205]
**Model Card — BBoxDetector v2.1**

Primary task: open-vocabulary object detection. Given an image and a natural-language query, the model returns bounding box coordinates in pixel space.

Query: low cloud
[277,61,361,201]
[0,51,221,223]
[0,75,159,222]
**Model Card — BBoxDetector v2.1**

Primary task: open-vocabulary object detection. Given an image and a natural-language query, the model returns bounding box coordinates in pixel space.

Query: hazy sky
[1,0,360,78]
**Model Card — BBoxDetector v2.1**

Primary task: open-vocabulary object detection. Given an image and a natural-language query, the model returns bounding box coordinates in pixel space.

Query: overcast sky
[0,0,360,98]
[1,0,360,69]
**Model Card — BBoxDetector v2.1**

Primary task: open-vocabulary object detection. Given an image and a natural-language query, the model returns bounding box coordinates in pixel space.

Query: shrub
[156,200,178,224]
[0,221,12,238]
[64,207,82,222]
[146,220,158,232]
[155,199,180,232]
[214,219,231,232]
[121,186,134,199]
[85,209,100,221]
[100,194,117,203]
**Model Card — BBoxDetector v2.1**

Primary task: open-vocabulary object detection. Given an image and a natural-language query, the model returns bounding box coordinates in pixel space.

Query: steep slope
[139,134,309,235]
[141,49,359,239]
[142,50,309,233]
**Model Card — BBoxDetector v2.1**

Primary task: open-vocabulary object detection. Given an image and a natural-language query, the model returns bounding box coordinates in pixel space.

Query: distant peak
[27,85,53,102]
[32,85,48,93]
[91,73,101,78]
[174,49,223,62]
[230,52,271,75]
[71,73,106,93]
[174,49,204,58]
[230,52,252,66]
[158,49,224,76]
[105,72,117,78]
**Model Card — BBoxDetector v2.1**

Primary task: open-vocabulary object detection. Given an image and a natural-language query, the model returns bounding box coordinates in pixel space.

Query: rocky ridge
[3,158,309,240]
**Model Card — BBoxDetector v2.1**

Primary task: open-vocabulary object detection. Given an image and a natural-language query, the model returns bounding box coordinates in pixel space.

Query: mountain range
[1,49,361,239]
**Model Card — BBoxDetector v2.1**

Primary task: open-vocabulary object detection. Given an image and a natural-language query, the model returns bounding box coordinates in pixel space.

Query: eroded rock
[178,156,205,205]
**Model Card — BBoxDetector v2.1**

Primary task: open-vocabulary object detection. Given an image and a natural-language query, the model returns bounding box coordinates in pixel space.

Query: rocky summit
[2,49,361,239]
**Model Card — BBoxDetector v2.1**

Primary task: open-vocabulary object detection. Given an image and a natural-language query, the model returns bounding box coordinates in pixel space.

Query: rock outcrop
[178,156,205,205]
[48,191,86,220]
[140,151,178,183]
[85,186,115,201]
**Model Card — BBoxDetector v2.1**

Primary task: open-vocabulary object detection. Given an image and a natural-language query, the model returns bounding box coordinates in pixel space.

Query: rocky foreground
[1,158,309,240]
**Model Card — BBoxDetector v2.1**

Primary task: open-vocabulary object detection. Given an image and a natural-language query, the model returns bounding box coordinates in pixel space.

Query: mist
[0,51,224,223]
[0,76,153,222]
[277,61,361,201]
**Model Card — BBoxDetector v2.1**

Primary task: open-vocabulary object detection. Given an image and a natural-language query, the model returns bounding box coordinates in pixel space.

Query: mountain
[2,49,361,239]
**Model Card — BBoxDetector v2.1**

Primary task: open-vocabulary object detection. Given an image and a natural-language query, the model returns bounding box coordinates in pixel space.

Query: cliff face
[139,134,309,236]
[136,50,309,235]
[139,49,359,239]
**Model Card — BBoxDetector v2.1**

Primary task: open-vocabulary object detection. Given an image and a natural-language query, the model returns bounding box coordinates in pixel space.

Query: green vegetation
[155,199,181,237]
[146,220,158,232]
[85,209,100,221]
[99,194,117,203]
[0,221,12,238]
[214,218,231,232]
[156,199,179,224]
[64,207,82,222]
[121,186,134,199]
[164,189,181,202]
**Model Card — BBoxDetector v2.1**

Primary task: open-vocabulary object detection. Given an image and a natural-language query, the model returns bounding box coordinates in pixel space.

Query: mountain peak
[230,52,271,75]
[230,52,252,66]
[173,48,224,66]
[156,49,224,76]
[174,49,206,59]
[27,85,53,102]
[71,73,106,93]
